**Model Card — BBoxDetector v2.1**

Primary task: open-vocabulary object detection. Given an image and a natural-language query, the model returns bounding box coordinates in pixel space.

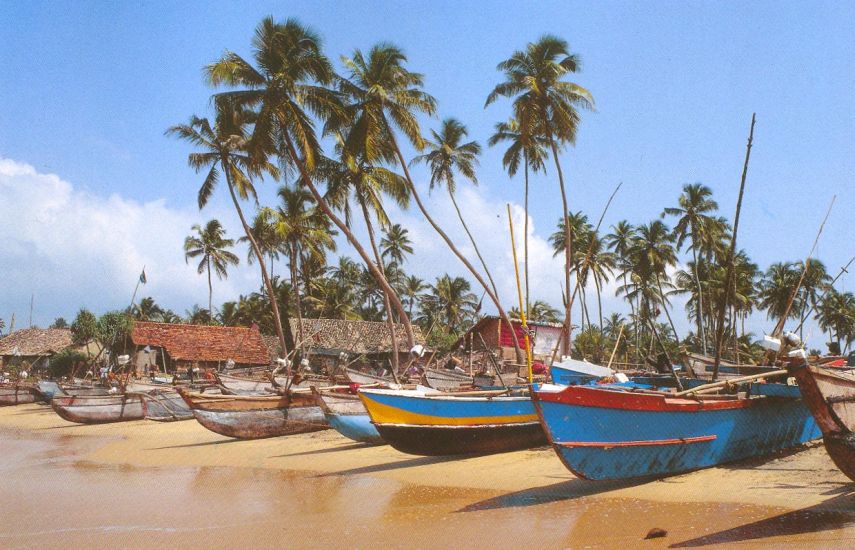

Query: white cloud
[0,158,260,326]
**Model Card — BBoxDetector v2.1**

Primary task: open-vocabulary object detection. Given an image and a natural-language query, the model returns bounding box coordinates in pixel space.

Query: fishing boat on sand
[532,376,821,481]
[0,384,38,406]
[312,387,384,445]
[787,359,855,481]
[52,393,147,423]
[177,389,328,439]
[359,387,546,455]
[422,368,473,391]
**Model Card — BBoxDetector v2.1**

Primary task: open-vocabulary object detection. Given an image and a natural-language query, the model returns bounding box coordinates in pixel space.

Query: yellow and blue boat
[358,387,547,455]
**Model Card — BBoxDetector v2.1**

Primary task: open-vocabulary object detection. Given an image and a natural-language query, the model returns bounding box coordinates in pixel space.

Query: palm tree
[205,17,413,349]
[662,183,719,354]
[402,275,427,318]
[487,35,595,355]
[165,98,293,355]
[239,209,284,277]
[336,43,521,356]
[606,220,640,362]
[184,219,240,319]
[419,275,478,335]
[134,297,165,322]
[759,262,802,325]
[380,223,413,265]
[549,211,592,328]
[817,290,855,353]
[489,117,548,315]
[796,259,831,339]
[270,185,336,343]
[412,118,501,302]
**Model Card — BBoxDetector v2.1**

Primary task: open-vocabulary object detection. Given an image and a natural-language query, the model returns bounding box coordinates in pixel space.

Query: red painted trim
[537,385,757,412]
[558,435,717,449]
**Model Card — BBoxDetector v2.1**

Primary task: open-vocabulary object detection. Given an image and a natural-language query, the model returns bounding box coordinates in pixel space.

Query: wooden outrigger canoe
[178,389,328,439]
[787,361,855,481]
[422,369,473,391]
[531,381,821,480]
[359,387,546,455]
[51,393,146,423]
[312,387,385,445]
[0,384,39,406]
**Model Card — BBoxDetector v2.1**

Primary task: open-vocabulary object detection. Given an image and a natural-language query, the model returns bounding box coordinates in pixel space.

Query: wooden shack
[457,316,564,363]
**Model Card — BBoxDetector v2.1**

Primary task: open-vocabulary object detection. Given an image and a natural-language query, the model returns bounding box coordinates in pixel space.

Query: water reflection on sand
[0,430,852,549]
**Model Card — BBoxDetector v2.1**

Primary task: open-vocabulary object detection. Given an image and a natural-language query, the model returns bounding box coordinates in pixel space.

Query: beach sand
[1,403,853,548]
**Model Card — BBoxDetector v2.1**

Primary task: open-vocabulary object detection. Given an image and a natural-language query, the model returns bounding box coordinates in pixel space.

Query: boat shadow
[669,491,855,547]
[150,439,245,450]
[455,477,648,512]
[274,442,377,457]
[315,454,464,477]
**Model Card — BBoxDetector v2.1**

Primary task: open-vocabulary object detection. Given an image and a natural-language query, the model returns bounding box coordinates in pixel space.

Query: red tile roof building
[130,322,270,368]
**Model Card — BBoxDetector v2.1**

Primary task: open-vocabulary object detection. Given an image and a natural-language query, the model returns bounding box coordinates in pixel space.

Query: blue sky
[1,1,853,347]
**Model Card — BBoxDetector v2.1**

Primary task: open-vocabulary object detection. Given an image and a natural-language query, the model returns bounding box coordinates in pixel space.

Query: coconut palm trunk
[389,137,523,359]
[447,188,501,305]
[289,243,305,349]
[690,235,707,355]
[546,133,573,357]
[524,155,530,317]
[360,201,400,374]
[223,171,293,356]
[281,135,416,348]
[206,257,213,318]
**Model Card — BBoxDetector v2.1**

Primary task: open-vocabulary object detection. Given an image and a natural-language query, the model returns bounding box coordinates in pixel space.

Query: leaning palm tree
[758,262,803,327]
[205,17,414,348]
[165,100,292,354]
[336,43,522,357]
[487,35,595,355]
[662,183,719,354]
[488,117,548,315]
[184,220,240,318]
[411,118,501,302]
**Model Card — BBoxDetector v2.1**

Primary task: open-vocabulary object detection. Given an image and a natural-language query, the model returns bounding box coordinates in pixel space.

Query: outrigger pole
[507,204,533,383]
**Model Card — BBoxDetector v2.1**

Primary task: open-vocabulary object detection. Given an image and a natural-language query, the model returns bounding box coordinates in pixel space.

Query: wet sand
[1,403,853,548]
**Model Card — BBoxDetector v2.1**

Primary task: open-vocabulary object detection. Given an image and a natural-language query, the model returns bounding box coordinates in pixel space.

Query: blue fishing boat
[532,382,821,480]
[549,358,616,386]
[359,387,546,455]
[312,388,385,445]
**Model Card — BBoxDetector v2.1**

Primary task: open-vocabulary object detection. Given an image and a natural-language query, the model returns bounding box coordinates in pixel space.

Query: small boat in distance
[52,393,146,424]
[0,384,38,406]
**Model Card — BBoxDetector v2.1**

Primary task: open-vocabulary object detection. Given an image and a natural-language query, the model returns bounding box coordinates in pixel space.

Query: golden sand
[1,403,853,548]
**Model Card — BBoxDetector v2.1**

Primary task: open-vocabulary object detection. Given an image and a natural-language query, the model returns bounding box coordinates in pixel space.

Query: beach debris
[644,528,667,539]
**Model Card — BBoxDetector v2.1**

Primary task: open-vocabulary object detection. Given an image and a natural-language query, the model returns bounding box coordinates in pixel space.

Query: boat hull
[533,384,821,480]
[315,391,384,444]
[375,422,545,455]
[0,387,38,406]
[359,389,547,455]
[191,406,327,439]
[788,362,855,481]
[179,389,328,439]
[51,394,146,424]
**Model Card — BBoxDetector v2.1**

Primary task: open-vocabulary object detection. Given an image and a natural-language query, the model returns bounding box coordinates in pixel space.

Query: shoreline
[2,403,852,510]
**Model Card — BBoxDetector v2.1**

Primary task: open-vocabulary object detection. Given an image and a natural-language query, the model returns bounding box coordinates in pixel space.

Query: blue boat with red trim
[532,382,821,480]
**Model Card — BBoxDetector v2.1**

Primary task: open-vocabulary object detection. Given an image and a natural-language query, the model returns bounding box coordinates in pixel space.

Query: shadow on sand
[669,491,855,547]
[316,454,465,477]
[149,439,244,450]
[455,477,649,512]
[274,442,376,457]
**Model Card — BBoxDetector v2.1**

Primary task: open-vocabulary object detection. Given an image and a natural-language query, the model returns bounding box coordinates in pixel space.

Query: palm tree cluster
[153,17,852,363]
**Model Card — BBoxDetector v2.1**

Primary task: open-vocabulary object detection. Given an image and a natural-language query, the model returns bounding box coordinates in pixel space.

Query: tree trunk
[281,135,416,348]
[524,156,530,317]
[388,135,523,359]
[690,235,707,355]
[448,188,501,306]
[289,244,304,350]
[546,132,573,358]
[207,256,213,320]
[360,201,400,374]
